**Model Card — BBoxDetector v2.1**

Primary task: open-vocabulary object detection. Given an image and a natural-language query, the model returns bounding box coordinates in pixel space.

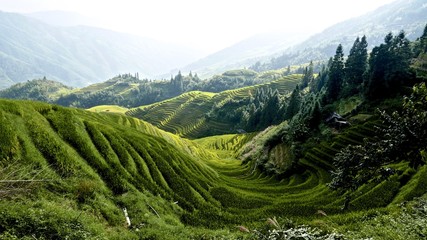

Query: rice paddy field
[1,97,426,239]
[126,74,302,139]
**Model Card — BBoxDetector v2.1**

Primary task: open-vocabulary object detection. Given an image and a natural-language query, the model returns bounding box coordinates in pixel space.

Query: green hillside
[127,74,302,138]
[0,99,222,239]
[1,98,426,239]
[0,78,73,102]
[0,68,296,109]
[1,17,427,240]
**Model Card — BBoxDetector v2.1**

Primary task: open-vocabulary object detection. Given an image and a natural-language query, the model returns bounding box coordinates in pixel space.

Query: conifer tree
[365,31,413,99]
[308,101,322,129]
[286,65,291,75]
[301,61,314,89]
[173,71,184,93]
[311,62,329,93]
[285,85,301,120]
[326,44,345,102]
[421,24,427,53]
[365,34,391,100]
[413,24,427,80]
[344,36,368,95]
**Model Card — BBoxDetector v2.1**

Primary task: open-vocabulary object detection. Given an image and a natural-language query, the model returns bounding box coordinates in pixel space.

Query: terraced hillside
[1,99,426,239]
[0,99,223,238]
[127,74,302,138]
[195,125,427,238]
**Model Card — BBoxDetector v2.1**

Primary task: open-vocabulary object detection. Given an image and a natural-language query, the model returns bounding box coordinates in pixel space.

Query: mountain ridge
[172,32,308,79]
[255,0,427,70]
[25,10,101,27]
[0,11,203,89]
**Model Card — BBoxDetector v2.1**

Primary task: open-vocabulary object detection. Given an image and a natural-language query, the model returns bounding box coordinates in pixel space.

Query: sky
[0,0,397,54]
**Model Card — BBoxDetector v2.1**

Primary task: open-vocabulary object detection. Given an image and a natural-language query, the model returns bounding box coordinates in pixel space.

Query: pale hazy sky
[0,0,397,53]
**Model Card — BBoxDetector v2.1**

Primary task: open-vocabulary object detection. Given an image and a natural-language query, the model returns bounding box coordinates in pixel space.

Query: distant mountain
[25,10,100,27]
[257,0,427,70]
[173,32,309,78]
[0,11,203,89]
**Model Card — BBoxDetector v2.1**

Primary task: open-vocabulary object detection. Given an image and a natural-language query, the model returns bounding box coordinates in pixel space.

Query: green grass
[1,98,426,239]
[0,99,222,238]
[87,105,129,114]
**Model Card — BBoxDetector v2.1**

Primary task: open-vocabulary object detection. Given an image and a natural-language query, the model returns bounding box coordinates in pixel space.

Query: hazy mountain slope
[258,0,427,69]
[0,11,203,89]
[174,32,308,78]
[25,10,100,27]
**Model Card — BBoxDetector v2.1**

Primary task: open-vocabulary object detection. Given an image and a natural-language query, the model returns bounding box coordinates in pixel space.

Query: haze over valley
[0,0,403,88]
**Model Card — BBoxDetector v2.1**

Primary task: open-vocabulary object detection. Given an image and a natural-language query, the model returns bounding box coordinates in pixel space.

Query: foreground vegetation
[0,25,427,239]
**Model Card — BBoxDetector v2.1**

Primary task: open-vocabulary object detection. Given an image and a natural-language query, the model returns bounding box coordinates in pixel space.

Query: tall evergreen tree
[301,61,314,89]
[173,71,184,93]
[344,36,368,95]
[413,24,427,80]
[286,65,291,75]
[308,101,322,130]
[285,85,301,120]
[387,31,412,90]
[310,63,329,93]
[365,34,392,99]
[326,44,345,102]
[365,31,413,100]
[420,24,427,53]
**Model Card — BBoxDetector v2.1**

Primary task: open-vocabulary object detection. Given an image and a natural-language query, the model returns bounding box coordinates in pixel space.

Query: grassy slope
[195,128,427,239]
[87,105,129,114]
[0,99,226,239]
[1,99,426,239]
[0,79,73,102]
[127,74,302,139]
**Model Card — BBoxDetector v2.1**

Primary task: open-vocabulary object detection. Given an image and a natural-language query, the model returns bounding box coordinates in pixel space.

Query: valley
[1,0,427,239]
[1,85,426,239]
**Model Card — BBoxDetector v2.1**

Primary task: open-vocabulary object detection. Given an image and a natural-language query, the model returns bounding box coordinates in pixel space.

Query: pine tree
[326,44,345,102]
[365,33,393,100]
[285,85,301,120]
[301,61,314,89]
[286,65,291,75]
[365,31,413,100]
[387,31,412,91]
[413,24,427,80]
[344,36,368,96]
[308,101,322,129]
[311,62,330,93]
[421,24,427,53]
[173,71,184,93]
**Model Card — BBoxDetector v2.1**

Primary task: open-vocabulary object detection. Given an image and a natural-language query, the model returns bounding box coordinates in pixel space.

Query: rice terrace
[1,0,427,239]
